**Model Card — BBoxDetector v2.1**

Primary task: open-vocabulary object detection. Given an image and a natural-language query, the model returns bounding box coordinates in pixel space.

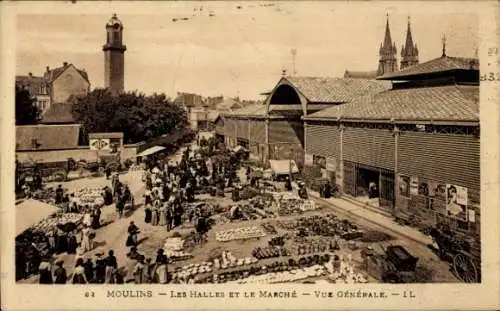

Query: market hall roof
[283,77,392,104]
[305,84,479,124]
[377,56,479,81]
[223,103,267,118]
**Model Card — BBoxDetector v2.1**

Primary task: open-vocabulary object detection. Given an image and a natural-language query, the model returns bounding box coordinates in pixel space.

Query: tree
[16,86,40,125]
[71,88,189,144]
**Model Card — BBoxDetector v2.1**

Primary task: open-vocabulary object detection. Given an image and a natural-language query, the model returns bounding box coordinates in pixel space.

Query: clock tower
[103,14,126,95]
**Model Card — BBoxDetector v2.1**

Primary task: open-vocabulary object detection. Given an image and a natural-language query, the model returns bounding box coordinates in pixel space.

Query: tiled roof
[40,103,75,124]
[378,56,479,80]
[16,124,81,151]
[285,77,391,103]
[306,84,479,123]
[225,103,267,117]
[344,70,378,79]
[44,64,89,84]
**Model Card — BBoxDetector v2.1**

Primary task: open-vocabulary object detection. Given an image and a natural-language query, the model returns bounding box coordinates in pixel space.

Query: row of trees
[15,87,189,145]
[71,89,189,144]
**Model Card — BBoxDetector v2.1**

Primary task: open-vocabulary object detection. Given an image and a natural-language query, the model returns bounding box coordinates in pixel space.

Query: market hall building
[304,54,480,241]
[220,77,391,167]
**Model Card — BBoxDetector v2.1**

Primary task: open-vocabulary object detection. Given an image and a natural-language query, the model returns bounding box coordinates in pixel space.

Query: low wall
[17,144,140,164]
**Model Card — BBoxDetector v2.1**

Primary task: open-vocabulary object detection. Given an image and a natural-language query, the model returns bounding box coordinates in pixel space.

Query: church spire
[400,16,419,69]
[377,14,398,76]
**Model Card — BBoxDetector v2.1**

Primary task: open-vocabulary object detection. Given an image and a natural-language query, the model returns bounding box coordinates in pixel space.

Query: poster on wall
[304,153,313,166]
[446,184,468,221]
[410,176,419,196]
[468,209,475,223]
[399,175,410,197]
[326,157,337,171]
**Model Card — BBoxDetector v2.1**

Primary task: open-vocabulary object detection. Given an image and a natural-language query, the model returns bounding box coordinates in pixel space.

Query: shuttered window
[306,123,340,158]
[343,127,395,170]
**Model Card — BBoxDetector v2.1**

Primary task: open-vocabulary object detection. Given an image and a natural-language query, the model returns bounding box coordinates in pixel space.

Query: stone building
[15,62,90,115]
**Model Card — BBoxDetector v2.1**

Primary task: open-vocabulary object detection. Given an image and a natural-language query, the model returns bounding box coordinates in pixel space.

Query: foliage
[71,89,189,144]
[15,87,40,125]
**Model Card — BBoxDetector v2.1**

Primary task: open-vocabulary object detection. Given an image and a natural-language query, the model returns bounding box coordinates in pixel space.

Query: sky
[15,2,479,100]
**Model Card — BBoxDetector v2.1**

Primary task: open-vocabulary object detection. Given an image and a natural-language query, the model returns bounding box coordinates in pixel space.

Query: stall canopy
[269,160,299,175]
[233,145,248,153]
[136,145,166,157]
[16,199,58,236]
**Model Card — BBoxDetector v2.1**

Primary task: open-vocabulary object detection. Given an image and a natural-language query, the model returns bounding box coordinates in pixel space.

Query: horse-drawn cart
[429,225,480,283]
[362,244,419,283]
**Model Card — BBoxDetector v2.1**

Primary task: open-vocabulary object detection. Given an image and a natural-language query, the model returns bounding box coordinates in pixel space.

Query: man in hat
[55,184,64,204]
[231,184,241,202]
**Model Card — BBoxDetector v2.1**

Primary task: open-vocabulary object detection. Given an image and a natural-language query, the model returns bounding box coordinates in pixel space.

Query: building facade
[304,55,479,247]
[16,62,90,114]
[103,14,126,95]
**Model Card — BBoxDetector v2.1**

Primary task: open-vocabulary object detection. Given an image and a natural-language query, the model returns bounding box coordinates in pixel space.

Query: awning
[269,160,299,175]
[233,145,248,153]
[16,199,58,236]
[136,145,166,157]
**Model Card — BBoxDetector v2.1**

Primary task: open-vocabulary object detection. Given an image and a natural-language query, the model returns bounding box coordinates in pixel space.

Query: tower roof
[106,13,123,28]
[382,15,393,49]
[404,17,414,51]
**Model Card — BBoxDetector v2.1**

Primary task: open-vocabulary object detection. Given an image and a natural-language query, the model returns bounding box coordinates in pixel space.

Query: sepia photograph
[2,1,499,310]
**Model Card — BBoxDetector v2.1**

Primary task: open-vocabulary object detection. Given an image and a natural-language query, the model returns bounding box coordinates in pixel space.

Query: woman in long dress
[105,250,117,284]
[71,258,88,284]
[67,230,78,254]
[154,249,168,284]
[159,202,167,226]
[151,203,159,226]
[38,256,53,284]
[80,225,91,253]
[133,255,146,284]
[144,203,152,224]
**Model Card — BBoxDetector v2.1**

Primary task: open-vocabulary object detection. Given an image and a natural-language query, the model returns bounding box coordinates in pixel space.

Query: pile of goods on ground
[215,226,266,242]
[252,246,290,259]
[260,223,278,234]
[31,213,83,234]
[73,187,105,208]
[171,251,259,281]
[30,187,60,205]
[163,237,192,261]
[274,193,320,216]
[277,214,364,240]
[230,264,326,284]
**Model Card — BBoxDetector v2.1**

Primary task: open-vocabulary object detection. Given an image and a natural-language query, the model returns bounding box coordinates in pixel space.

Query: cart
[429,225,480,283]
[362,244,419,283]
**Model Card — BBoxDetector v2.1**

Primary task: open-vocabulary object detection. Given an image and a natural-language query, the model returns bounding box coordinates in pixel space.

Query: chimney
[46,66,50,72]
[28,72,33,77]
[63,62,68,67]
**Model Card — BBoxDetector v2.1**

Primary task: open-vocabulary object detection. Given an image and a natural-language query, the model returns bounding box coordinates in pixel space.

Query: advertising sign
[446,184,468,221]
[399,175,410,197]
[89,138,111,151]
[410,176,419,196]
[304,153,313,166]
[326,157,337,171]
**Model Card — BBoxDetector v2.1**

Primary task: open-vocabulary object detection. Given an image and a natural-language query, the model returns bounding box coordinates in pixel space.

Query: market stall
[269,160,299,181]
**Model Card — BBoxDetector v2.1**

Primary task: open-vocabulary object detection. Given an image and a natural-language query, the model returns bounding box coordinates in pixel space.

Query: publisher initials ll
[403,291,416,298]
